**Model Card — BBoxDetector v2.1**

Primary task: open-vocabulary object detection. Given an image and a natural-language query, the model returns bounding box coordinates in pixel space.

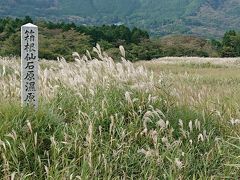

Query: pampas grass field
[0,46,240,179]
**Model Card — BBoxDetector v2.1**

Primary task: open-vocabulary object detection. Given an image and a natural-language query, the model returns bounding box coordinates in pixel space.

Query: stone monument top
[22,23,38,27]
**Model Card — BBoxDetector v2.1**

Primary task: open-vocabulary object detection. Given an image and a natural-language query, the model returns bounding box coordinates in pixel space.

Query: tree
[23,16,33,24]
[131,27,149,44]
[221,30,240,57]
[0,33,21,56]
[222,30,236,47]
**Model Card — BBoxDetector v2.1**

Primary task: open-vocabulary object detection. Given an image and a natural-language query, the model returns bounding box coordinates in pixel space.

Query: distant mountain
[0,0,239,37]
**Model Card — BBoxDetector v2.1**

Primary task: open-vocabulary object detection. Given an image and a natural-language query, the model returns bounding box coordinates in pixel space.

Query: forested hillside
[0,0,239,37]
[1,17,240,61]
[0,17,223,61]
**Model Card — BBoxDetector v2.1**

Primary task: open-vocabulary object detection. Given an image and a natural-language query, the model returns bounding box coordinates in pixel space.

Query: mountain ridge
[0,0,239,37]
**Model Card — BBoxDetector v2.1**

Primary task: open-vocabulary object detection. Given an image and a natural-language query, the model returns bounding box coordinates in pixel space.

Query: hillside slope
[0,0,239,37]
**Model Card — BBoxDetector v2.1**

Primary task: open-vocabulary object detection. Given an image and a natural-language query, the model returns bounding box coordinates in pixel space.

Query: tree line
[0,17,239,61]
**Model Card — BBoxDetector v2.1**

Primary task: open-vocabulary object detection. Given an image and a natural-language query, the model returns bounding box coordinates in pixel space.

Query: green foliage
[1,53,240,178]
[127,40,164,61]
[38,28,92,60]
[221,30,240,57]
[1,17,240,61]
[131,27,149,44]
[0,33,21,56]
[0,0,240,37]
[0,17,151,61]
[210,30,240,57]
[48,22,147,46]
[0,75,239,178]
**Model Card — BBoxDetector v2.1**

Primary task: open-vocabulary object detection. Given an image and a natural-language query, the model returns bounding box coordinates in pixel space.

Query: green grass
[0,86,231,179]
[0,64,14,76]
[179,62,227,69]
[1,56,240,179]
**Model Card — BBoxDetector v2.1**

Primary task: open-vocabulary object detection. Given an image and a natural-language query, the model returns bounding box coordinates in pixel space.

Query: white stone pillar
[21,23,38,108]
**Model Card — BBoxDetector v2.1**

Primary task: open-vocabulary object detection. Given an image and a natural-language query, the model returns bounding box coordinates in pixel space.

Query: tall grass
[0,48,240,179]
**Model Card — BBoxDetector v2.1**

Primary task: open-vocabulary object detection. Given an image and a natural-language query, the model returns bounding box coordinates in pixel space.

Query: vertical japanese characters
[21,23,38,108]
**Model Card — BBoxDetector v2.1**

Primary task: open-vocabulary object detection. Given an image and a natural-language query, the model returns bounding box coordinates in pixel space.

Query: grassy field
[0,51,240,179]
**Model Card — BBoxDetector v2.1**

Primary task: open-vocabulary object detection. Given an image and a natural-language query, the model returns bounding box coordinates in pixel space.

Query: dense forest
[0,17,239,61]
[0,0,239,37]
